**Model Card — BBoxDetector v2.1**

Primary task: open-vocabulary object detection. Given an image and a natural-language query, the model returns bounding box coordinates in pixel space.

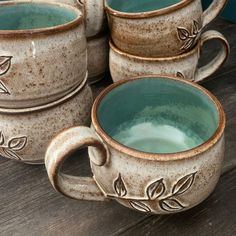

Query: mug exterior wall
[87,34,109,84]
[82,0,107,37]
[89,135,224,214]
[107,0,202,57]
[0,81,93,164]
[109,44,199,82]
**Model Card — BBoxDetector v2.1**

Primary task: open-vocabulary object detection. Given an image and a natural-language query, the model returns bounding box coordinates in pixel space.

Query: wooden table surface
[0,18,235,236]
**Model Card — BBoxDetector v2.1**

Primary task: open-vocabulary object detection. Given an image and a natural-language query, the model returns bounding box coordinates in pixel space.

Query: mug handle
[78,0,105,37]
[194,30,230,83]
[202,0,227,27]
[45,127,108,201]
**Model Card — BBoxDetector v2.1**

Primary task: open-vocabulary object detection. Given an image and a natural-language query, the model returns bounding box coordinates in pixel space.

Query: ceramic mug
[105,0,227,57]
[0,1,87,108]
[0,74,92,164]
[45,75,225,214]
[110,30,229,83]
[87,32,109,84]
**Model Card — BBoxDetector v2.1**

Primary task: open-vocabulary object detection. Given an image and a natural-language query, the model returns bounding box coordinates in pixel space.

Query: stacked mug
[11,0,109,84]
[106,0,230,83]
[0,1,96,164]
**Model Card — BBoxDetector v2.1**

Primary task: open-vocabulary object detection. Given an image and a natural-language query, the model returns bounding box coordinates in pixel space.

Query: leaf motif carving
[146,178,165,200]
[181,38,194,50]
[178,20,201,51]
[172,172,197,196]
[0,132,4,145]
[0,56,12,76]
[114,173,127,197]
[2,148,21,160]
[8,136,27,151]
[176,72,185,79]
[193,20,199,35]
[130,201,151,213]
[177,27,190,40]
[0,81,10,95]
[160,198,185,212]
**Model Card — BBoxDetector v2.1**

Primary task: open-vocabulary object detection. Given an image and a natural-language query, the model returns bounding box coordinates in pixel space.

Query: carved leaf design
[0,81,10,95]
[172,172,197,196]
[8,136,27,151]
[177,28,190,40]
[176,72,185,79]
[160,198,185,212]
[181,38,194,50]
[178,20,201,51]
[0,132,4,145]
[146,178,165,200]
[114,173,127,197]
[0,56,12,76]
[130,201,151,213]
[2,148,20,160]
[193,20,199,35]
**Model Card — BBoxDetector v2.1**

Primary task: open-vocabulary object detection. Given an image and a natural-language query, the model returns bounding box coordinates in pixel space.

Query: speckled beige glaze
[87,33,109,84]
[110,30,230,83]
[105,0,227,57]
[78,0,107,37]
[0,75,93,164]
[45,76,225,214]
[0,1,87,108]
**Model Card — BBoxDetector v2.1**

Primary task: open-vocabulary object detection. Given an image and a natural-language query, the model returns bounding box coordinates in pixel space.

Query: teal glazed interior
[97,77,219,154]
[0,3,78,30]
[106,0,181,13]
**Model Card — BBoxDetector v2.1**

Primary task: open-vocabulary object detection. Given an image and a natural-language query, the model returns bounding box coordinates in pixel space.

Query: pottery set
[0,0,230,215]
[45,0,229,215]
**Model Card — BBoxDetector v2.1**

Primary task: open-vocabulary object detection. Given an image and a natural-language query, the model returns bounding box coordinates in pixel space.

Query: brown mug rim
[0,0,83,37]
[109,40,199,61]
[92,75,225,161]
[105,0,193,19]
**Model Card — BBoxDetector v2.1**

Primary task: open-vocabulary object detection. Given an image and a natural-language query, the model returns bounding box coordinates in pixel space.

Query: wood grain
[0,18,235,236]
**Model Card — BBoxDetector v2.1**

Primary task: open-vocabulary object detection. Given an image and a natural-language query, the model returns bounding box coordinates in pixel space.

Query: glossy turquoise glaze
[98,77,219,154]
[106,0,181,13]
[0,3,78,30]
